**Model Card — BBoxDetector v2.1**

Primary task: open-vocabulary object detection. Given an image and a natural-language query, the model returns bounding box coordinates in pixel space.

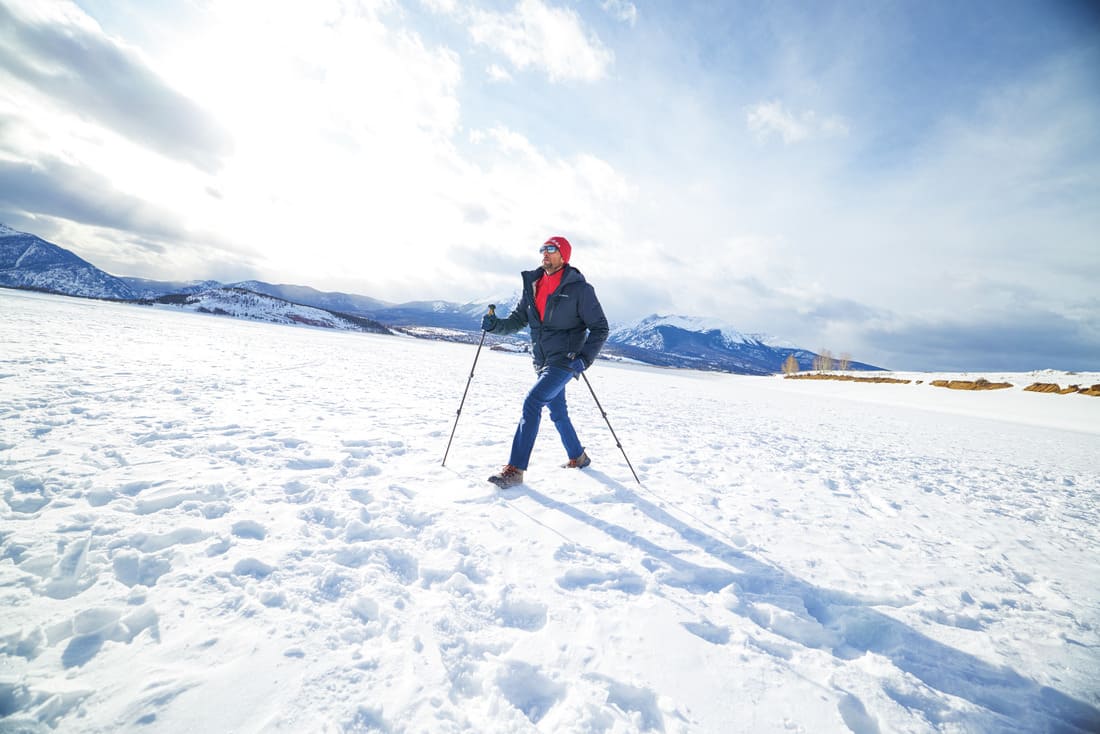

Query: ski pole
[442,305,494,467]
[580,372,640,484]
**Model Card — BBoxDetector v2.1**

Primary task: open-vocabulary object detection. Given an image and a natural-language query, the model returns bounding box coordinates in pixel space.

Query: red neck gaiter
[534,268,565,321]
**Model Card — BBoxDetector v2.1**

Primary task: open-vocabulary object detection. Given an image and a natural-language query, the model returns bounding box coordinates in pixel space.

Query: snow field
[1,288,1098,733]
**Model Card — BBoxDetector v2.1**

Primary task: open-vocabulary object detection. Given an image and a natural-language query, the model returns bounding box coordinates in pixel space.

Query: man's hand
[569,357,586,377]
[481,305,498,332]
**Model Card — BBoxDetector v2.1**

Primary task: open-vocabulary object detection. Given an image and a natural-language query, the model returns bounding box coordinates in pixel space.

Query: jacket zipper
[528,268,572,367]
[543,271,567,324]
[530,277,544,367]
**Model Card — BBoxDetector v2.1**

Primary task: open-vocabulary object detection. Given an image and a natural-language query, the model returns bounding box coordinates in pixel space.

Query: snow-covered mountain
[370,297,514,330]
[611,314,786,352]
[207,285,509,334]
[153,288,392,334]
[607,314,880,375]
[229,280,394,317]
[0,223,880,373]
[127,273,504,331]
[119,276,224,299]
[0,223,137,300]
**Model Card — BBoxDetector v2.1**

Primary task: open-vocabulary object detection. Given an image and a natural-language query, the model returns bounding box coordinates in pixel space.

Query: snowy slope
[153,287,392,334]
[119,277,224,299]
[229,281,394,317]
[371,296,517,330]
[612,314,762,349]
[0,225,136,300]
[1,289,1098,733]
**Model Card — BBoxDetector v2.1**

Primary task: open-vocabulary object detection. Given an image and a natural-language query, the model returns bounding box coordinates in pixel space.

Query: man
[481,236,609,488]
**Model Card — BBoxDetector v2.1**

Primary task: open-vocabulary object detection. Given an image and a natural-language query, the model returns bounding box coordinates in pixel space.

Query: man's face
[541,246,564,273]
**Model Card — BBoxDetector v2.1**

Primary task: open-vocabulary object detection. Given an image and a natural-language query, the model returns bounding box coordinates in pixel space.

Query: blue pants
[508,366,583,470]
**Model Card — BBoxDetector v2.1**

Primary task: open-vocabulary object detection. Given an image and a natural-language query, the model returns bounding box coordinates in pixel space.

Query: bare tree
[782,354,799,375]
[838,353,852,371]
[813,349,834,372]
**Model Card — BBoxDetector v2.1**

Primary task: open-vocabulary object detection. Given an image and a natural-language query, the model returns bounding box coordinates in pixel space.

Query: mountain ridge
[153,287,392,334]
[1,226,137,300]
[0,223,883,373]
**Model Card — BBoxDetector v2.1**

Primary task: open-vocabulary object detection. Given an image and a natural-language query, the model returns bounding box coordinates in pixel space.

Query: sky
[0,0,1098,371]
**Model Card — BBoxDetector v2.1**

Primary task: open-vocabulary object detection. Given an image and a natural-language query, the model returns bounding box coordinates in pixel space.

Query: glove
[569,357,587,377]
[481,313,498,332]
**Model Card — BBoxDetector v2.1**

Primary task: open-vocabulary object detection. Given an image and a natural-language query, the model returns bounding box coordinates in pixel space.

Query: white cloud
[468,0,613,83]
[0,0,231,172]
[482,125,544,160]
[5,1,1096,372]
[0,0,636,302]
[601,0,638,26]
[164,1,479,290]
[746,100,849,144]
[418,0,459,15]
[486,63,513,82]
[459,124,634,295]
[0,0,478,291]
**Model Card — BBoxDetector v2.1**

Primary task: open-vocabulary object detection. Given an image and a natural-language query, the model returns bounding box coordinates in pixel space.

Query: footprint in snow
[681,619,731,645]
[5,475,52,514]
[348,487,373,505]
[496,595,548,632]
[112,550,172,587]
[496,661,566,725]
[556,567,646,596]
[286,457,334,470]
[232,558,275,579]
[584,673,668,732]
[231,520,267,540]
[837,693,881,734]
[55,606,160,669]
[283,480,315,504]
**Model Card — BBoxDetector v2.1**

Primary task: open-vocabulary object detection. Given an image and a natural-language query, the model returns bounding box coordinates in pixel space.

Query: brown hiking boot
[562,451,591,469]
[488,464,524,488]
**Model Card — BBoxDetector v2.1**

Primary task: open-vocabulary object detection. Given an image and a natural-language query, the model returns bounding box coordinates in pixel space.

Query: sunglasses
[539,244,559,254]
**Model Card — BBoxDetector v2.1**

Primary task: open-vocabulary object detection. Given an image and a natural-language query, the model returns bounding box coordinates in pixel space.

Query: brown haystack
[784,374,1097,395]
[784,374,911,384]
[930,379,1013,391]
[1025,383,1100,396]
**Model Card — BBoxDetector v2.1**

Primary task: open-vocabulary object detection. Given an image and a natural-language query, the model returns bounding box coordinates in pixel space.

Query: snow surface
[1,288,1098,733]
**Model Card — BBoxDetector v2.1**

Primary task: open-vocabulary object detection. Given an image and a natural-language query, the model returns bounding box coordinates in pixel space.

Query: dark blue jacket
[490,265,609,371]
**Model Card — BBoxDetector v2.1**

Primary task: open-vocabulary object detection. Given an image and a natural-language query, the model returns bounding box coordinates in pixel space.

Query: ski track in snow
[1,289,1099,733]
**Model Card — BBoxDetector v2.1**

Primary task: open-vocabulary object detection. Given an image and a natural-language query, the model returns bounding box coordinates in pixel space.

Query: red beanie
[544,236,572,263]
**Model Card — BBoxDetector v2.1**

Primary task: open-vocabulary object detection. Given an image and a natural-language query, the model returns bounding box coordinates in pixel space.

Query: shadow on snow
[506,469,1100,734]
